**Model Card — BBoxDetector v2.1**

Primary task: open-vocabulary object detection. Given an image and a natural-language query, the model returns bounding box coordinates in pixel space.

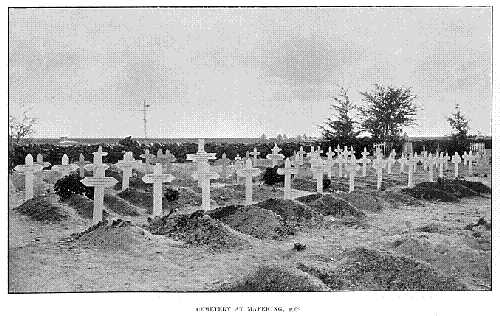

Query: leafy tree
[320,87,358,143]
[447,104,469,141]
[359,85,418,142]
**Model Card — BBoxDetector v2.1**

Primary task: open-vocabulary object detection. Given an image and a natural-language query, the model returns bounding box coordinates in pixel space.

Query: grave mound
[255,198,319,226]
[392,237,436,261]
[220,265,328,292]
[414,222,452,234]
[301,194,365,221]
[64,194,108,219]
[376,190,423,207]
[295,193,323,203]
[103,194,141,216]
[334,191,384,212]
[14,195,68,223]
[209,205,295,239]
[464,217,491,231]
[292,178,342,192]
[68,219,152,251]
[118,187,201,213]
[402,179,485,202]
[145,212,248,250]
[297,247,467,291]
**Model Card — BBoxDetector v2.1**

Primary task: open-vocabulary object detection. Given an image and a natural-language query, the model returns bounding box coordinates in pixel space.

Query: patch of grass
[14,196,68,223]
[220,265,328,291]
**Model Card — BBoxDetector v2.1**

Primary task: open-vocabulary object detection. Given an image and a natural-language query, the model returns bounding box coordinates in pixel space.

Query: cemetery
[8,137,492,291]
[8,7,492,298]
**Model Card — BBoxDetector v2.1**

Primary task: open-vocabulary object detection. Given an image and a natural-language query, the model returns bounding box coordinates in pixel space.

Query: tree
[359,85,418,143]
[320,87,358,143]
[447,104,469,141]
[9,110,37,145]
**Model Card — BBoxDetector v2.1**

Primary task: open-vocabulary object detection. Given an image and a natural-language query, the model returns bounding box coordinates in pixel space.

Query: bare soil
[8,162,492,292]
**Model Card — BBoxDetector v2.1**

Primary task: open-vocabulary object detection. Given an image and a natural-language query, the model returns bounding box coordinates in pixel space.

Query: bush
[54,174,94,201]
[323,178,331,190]
[262,166,285,185]
[164,187,180,202]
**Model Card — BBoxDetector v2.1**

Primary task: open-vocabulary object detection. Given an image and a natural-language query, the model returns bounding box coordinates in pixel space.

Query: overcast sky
[9,7,492,138]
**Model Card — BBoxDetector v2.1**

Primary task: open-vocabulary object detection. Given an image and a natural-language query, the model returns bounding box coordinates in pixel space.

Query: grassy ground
[8,162,491,292]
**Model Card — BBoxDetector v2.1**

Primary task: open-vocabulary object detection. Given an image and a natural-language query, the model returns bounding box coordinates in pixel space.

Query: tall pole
[143,100,150,143]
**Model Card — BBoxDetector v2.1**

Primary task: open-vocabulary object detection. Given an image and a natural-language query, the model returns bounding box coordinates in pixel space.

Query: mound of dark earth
[334,191,384,212]
[297,247,467,291]
[68,219,152,251]
[103,193,141,216]
[255,198,320,226]
[402,179,489,202]
[209,205,295,239]
[220,265,329,292]
[376,190,423,208]
[118,187,201,213]
[14,195,68,222]
[299,194,365,222]
[64,194,109,219]
[145,211,248,250]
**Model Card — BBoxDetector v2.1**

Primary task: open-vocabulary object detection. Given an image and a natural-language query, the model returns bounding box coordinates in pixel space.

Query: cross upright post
[451,152,462,178]
[192,161,219,211]
[51,154,78,178]
[76,153,91,177]
[237,159,261,205]
[116,152,141,190]
[142,163,175,216]
[278,158,297,199]
[372,154,386,191]
[81,162,118,224]
[310,157,325,194]
[14,154,43,201]
[345,155,361,193]
[266,143,284,167]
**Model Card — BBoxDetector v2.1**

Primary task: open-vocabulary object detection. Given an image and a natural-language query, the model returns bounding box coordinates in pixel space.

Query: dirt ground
[8,162,491,292]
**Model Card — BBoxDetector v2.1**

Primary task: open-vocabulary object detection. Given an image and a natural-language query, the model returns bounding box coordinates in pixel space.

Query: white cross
[438,152,445,178]
[451,152,462,178]
[325,146,335,179]
[387,150,396,174]
[266,143,284,167]
[51,154,78,178]
[372,154,386,191]
[345,155,360,193]
[35,153,51,169]
[81,162,117,224]
[427,153,435,182]
[444,152,450,171]
[142,163,175,216]
[233,155,244,184]
[421,151,429,171]
[218,152,229,180]
[140,149,155,166]
[466,151,474,174]
[75,153,90,177]
[335,151,346,178]
[278,158,297,200]
[407,154,419,188]
[360,147,370,177]
[397,155,408,174]
[116,152,140,190]
[84,146,108,175]
[249,148,260,165]
[237,159,261,205]
[14,154,43,201]
[155,149,176,172]
[296,146,306,166]
[192,161,219,211]
[310,157,325,194]
[186,138,217,165]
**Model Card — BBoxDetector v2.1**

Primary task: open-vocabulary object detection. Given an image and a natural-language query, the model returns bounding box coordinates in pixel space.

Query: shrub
[54,174,94,201]
[164,187,180,202]
[323,178,331,190]
[262,166,285,185]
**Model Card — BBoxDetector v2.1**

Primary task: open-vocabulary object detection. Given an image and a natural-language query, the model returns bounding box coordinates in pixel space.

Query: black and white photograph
[4,2,497,315]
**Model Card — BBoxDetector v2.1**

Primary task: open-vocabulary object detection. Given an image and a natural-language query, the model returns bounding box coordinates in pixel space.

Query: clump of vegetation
[164,187,180,202]
[297,247,467,291]
[220,265,328,291]
[54,174,93,201]
[15,196,68,222]
[262,166,285,185]
[464,217,491,231]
